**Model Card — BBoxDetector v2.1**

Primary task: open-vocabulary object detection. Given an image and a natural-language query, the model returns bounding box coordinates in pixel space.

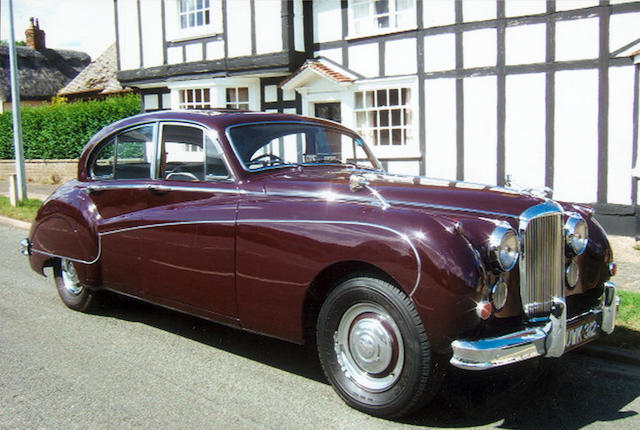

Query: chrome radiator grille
[519,204,564,318]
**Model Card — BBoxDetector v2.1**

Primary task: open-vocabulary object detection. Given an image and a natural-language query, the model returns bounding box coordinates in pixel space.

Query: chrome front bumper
[450,282,619,370]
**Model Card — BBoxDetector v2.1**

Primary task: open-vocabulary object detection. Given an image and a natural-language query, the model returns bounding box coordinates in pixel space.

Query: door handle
[147,184,171,193]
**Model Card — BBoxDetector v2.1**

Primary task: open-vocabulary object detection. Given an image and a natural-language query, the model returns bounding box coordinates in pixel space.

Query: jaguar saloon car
[22,110,619,418]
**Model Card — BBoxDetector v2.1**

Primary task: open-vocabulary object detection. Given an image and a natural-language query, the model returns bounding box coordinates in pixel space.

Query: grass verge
[0,195,41,222]
[597,289,640,351]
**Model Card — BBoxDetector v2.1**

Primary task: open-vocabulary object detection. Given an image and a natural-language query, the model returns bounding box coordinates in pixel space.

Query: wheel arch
[302,260,403,346]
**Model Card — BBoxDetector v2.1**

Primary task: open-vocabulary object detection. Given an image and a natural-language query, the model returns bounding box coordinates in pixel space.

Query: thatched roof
[59,43,127,98]
[0,44,90,101]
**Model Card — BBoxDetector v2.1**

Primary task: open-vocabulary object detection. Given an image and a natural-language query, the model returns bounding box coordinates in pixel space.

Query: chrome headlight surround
[488,224,520,273]
[564,214,588,256]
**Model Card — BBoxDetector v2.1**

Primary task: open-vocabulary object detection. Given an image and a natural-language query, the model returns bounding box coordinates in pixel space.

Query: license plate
[566,315,600,350]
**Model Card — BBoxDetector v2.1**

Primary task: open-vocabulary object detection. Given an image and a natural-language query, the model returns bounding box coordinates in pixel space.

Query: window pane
[237,87,249,102]
[365,91,374,108]
[226,88,235,103]
[389,88,399,105]
[379,109,389,127]
[189,14,195,27]
[203,88,210,103]
[197,0,203,9]
[380,129,390,146]
[401,88,410,104]
[205,136,230,179]
[205,10,210,25]
[355,92,363,109]
[391,109,401,125]
[392,129,402,145]
[375,0,389,14]
[197,11,203,26]
[162,125,205,181]
[377,89,387,106]
[115,126,154,179]
[91,139,115,179]
[180,15,187,29]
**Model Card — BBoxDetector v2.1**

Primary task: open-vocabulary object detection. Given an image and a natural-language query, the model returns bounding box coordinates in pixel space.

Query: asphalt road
[2,223,640,430]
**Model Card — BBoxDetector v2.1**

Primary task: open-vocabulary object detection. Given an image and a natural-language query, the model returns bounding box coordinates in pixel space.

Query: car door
[87,121,240,321]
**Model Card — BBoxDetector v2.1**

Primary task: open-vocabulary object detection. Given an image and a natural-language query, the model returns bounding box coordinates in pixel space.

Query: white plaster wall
[464,29,497,68]
[556,18,599,61]
[316,48,343,65]
[555,0,599,11]
[425,33,455,72]
[186,43,203,62]
[387,161,420,176]
[255,0,282,54]
[140,1,163,68]
[163,0,178,41]
[505,23,546,65]
[167,46,182,64]
[610,12,640,55]
[265,85,278,103]
[554,69,598,203]
[348,44,379,78]
[464,76,497,185]
[162,93,172,109]
[117,0,140,70]
[608,66,635,205]
[463,0,496,22]
[386,39,417,76]
[283,89,296,101]
[143,94,159,110]
[227,0,252,57]
[423,0,455,28]
[610,0,639,4]
[505,0,546,17]
[425,78,457,180]
[294,0,305,51]
[313,0,342,43]
[505,73,546,190]
[206,41,225,60]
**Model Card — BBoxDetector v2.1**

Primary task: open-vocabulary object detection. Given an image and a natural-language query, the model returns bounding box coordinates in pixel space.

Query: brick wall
[0,160,77,184]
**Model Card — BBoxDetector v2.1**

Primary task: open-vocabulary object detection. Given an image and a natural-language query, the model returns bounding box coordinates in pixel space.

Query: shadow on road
[92,294,640,429]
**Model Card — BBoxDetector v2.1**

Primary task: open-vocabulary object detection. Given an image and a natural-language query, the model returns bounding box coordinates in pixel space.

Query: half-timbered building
[114,0,640,234]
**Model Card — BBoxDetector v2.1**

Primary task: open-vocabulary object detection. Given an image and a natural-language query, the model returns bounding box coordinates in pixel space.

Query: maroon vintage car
[22,110,619,418]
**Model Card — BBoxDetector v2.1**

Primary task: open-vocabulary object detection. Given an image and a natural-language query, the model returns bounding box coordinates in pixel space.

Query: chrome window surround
[89,120,237,183]
[518,201,565,319]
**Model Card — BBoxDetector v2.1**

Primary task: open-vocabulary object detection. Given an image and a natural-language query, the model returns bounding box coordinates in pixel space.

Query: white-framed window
[226,87,249,110]
[178,88,212,109]
[349,0,415,37]
[179,0,211,29]
[354,88,412,146]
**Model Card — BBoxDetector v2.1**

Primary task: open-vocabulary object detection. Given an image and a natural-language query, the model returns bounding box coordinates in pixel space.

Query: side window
[115,126,155,179]
[162,124,205,181]
[205,135,231,180]
[90,124,155,180]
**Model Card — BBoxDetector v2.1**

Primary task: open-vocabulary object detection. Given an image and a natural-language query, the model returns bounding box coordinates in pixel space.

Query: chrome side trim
[31,219,421,295]
[86,183,246,195]
[388,200,517,219]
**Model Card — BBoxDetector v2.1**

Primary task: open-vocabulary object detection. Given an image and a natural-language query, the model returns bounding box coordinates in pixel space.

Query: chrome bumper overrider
[450,282,619,370]
[20,238,31,256]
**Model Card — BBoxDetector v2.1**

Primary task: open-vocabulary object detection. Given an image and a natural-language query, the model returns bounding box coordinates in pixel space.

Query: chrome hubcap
[61,259,83,295]
[334,303,404,392]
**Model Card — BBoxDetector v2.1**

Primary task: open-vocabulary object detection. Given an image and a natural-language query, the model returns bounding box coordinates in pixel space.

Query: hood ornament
[349,174,390,210]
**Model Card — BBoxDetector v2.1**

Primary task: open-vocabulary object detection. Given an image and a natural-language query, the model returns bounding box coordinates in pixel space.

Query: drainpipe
[633,51,640,242]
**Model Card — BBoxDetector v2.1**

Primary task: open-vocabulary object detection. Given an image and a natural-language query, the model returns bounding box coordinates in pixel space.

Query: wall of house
[309,0,640,209]
[114,0,640,214]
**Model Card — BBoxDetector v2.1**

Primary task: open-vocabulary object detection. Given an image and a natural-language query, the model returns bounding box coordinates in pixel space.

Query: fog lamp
[566,259,579,289]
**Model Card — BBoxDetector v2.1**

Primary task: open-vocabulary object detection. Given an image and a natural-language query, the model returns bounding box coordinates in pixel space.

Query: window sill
[346,25,417,41]
[168,29,220,44]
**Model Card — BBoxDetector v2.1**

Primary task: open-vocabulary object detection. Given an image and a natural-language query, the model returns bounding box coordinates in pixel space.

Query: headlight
[488,225,520,272]
[565,214,588,256]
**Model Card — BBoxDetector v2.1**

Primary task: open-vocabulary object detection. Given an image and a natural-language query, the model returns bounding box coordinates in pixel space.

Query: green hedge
[0,94,141,160]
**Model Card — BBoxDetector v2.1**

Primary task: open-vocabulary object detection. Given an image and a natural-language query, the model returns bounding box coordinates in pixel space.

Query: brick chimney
[25,17,46,50]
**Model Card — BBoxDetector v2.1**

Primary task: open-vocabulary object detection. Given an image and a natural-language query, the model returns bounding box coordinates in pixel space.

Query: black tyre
[316,276,442,418]
[53,258,100,312]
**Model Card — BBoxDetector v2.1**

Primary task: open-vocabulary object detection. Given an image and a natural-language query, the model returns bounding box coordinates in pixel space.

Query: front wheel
[53,258,100,312]
[316,276,442,418]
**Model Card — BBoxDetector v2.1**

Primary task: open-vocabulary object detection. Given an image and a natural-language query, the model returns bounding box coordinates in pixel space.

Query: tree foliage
[0,94,142,159]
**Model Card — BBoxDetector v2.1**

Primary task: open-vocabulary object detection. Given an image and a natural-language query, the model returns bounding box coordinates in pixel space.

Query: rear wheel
[316,276,442,418]
[54,258,100,312]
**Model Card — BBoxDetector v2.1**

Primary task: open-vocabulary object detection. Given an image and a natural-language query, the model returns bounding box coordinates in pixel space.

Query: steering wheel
[248,153,284,167]
[166,171,199,181]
